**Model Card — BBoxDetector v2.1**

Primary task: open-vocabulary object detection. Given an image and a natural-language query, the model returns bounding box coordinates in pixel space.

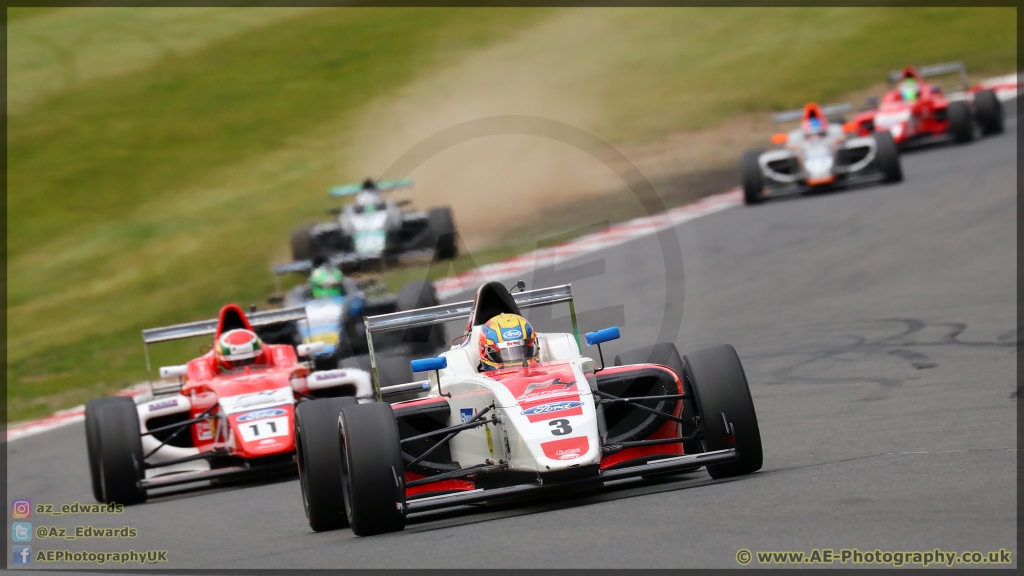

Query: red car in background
[84,304,372,504]
[848,61,1004,148]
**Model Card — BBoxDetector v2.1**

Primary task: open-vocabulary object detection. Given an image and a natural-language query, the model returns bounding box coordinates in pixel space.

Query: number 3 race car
[741,101,902,205]
[84,304,373,505]
[295,281,764,535]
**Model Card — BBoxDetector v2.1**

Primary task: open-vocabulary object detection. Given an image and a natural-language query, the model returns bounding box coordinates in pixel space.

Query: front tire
[397,280,446,352]
[94,401,146,504]
[427,207,458,261]
[947,101,973,143]
[683,344,762,479]
[290,223,315,262]
[871,131,903,183]
[339,403,407,536]
[85,396,136,503]
[295,397,359,532]
[741,150,766,205]
[974,89,1004,135]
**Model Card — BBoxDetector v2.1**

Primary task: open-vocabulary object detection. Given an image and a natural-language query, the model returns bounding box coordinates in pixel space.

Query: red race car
[848,61,1004,148]
[84,303,373,504]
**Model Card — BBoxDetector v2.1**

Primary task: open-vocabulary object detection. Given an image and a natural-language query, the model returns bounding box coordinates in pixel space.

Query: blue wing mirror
[410,356,448,373]
[585,327,620,346]
[584,327,620,372]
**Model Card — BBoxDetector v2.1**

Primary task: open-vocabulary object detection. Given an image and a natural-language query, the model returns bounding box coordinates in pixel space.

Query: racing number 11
[549,419,572,436]
[248,421,277,437]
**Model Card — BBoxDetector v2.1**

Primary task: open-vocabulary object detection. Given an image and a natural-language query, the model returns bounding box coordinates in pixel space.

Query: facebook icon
[12,545,32,565]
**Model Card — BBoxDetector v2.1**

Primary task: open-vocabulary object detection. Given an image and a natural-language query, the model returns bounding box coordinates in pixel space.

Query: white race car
[295,281,763,535]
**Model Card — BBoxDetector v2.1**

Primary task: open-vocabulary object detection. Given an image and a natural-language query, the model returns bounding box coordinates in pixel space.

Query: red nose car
[848,61,1004,148]
[84,304,372,504]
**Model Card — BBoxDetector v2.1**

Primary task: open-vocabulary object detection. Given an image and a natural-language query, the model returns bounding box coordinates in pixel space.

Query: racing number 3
[549,419,572,436]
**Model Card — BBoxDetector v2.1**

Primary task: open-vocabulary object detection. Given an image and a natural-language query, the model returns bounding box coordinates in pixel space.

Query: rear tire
[683,344,762,479]
[947,101,973,143]
[295,397,359,532]
[291,223,315,262]
[94,401,146,504]
[613,343,702,459]
[339,403,406,536]
[427,207,458,261]
[974,89,1004,135]
[85,396,136,503]
[871,131,903,183]
[397,280,447,352]
[741,150,766,205]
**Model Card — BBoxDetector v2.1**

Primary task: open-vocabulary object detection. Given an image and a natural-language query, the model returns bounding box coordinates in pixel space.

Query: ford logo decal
[521,401,583,416]
[237,408,287,422]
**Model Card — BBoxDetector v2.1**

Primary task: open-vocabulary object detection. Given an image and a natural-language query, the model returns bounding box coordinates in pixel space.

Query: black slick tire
[295,397,359,532]
[947,101,974,143]
[85,396,136,503]
[290,223,315,262]
[741,150,766,205]
[338,403,406,536]
[974,89,1004,135]
[682,344,763,479]
[427,207,458,261]
[397,280,446,352]
[94,400,146,505]
[871,131,903,183]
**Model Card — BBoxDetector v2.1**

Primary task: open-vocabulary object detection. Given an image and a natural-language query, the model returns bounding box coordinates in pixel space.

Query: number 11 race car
[295,281,763,535]
[84,304,373,504]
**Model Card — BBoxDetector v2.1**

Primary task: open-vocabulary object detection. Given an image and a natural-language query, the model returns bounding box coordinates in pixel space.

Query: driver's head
[805,115,825,136]
[478,314,538,371]
[900,79,920,103]
[215,329,265,372]
[310,264,344,299]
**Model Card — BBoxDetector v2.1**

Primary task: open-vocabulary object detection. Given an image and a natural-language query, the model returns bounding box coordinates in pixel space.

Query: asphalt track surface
[6,108,1018,570]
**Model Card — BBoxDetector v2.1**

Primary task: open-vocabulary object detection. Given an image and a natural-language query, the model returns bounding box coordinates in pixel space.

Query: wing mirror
[297,341,327,357]
[842,121,859,134]
[770,133,788,145]
[327,207,343,216]
[411,356,448,373]
[159,365,188,379]
[584,327,620,372]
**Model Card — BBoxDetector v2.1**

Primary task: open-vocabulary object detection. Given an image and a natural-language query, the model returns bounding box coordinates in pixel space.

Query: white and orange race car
[741,102,903,205]
[295,281,763,536]
[84,304,373,505]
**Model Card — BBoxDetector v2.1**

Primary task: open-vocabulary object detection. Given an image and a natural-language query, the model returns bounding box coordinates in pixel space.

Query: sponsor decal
[312,370,348,382]
[237,408,287,422]
[219,388,293,415]
[541,436,590,461]
[501,328,523,340]
[518,377,576,400]
[147,399,179,412]
[259,439,276,445]
[196,420,213,441]
[521,401,583,416]
[460,408,476,423]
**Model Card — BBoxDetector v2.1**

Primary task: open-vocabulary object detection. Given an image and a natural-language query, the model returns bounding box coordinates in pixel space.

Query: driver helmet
[479,314,539,371]
[310,264,344,299]
[216,329,265,372]
[900,78,920,103]
[805,115,825,136]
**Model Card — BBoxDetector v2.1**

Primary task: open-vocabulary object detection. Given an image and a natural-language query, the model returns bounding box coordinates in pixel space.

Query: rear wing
[363,284,578,400]
[772,103,852,123]
[142,306,308,344]
[888,61,968,91]
[141,306,309,374]
[329,178,413,197]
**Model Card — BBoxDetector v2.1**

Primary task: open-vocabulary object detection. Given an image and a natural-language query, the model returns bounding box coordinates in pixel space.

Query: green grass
[6,7,1015,423]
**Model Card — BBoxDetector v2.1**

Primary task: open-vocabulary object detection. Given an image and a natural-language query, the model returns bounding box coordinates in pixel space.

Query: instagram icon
[11,499,31,518]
